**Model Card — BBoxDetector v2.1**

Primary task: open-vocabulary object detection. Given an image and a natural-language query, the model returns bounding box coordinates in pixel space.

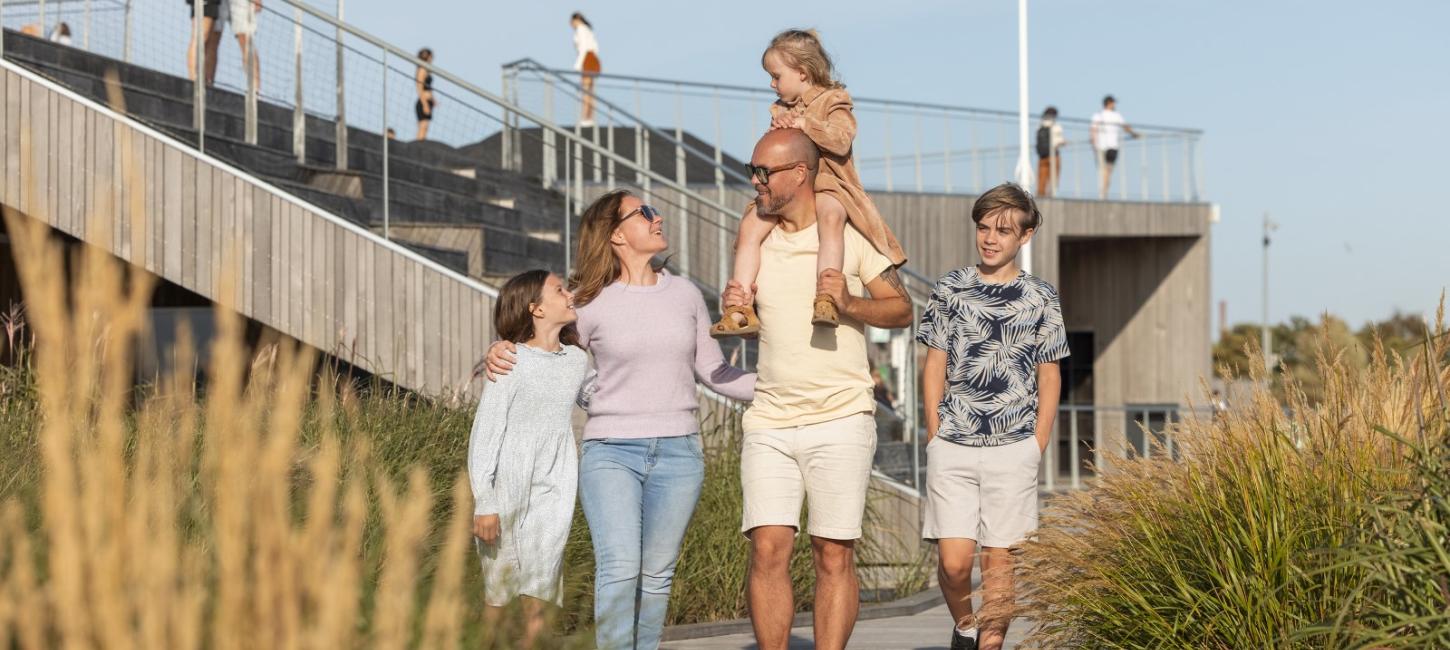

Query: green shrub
[1018,320,1447,649]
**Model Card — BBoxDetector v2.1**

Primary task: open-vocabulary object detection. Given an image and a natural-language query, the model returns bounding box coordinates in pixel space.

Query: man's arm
[821,267,913,329]
[923,348,947,442]
[1034,361,1062,453]
[1124,122,1140,139]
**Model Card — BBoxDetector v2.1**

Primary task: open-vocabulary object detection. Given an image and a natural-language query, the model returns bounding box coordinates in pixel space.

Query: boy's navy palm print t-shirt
[916,267,1070,447]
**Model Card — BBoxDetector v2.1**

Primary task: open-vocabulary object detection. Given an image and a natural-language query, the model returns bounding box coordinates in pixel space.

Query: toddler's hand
[473,514,501,545]
[769,113,797,131]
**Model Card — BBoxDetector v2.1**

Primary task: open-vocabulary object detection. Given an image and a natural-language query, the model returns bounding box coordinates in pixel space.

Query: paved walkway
[660,603,1031,649]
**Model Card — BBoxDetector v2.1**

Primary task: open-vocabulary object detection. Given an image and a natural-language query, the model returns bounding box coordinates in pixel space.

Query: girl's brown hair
[568,190,666,307]
[494,269,579,346]
[762,29,843,90]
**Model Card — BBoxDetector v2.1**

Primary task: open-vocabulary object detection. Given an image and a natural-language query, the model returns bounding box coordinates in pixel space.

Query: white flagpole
[1016,0,1034,274]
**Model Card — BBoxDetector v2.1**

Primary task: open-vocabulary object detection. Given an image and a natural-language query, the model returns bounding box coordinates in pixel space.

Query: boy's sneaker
[950,628,978,650]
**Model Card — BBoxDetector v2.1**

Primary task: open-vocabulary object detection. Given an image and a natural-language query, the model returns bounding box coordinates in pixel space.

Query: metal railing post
[605,107,616,188]
[500,67,512,171]
[1139,137,1149,200]
[1182,135,1192,202]
[969,121,981,193]
[37,0,44,34]
[883,108,894,192]
[675,86,690,278]
[244,4,258,145]
[913,114,923,192]
[123,0,133,62]
[1069,408,1081,489]
[542,81,556,188]
[713,90,727,291]
[563,138,573,273]
[943,118,953,193]
[83,0,91,50]
[334,0,347,170]
[1160,136,1170,202]
[381,50,389,239]
[1,0,6,57]
[193,0,205,150]
[292,6,304,164]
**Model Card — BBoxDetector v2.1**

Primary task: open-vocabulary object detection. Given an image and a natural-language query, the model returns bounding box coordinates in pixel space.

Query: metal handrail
[502,58,1205,135]
[505,59,759,189]
[275,2,745,235]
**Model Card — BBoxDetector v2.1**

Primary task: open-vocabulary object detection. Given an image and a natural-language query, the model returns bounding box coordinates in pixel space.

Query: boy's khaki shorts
[740,413,876,540]
[922,435,1041,548]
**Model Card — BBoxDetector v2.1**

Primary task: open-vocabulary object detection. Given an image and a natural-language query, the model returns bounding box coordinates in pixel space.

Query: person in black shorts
[186,0,224,87]
[415,48,437,140]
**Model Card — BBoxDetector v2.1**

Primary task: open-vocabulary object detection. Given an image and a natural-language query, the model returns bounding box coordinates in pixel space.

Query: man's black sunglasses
[746,161,814,184]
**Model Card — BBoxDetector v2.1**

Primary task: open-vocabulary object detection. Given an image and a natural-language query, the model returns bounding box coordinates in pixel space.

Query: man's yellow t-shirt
[742,222,893,431]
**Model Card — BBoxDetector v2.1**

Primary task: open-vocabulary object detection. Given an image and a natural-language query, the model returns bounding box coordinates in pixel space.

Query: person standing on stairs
[415,48,437,140]
[223,0,262,94]
[186,0,224,87]
[571,12,601,127]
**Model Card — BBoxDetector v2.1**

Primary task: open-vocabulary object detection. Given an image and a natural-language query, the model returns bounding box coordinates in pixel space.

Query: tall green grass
[1018,311,1449,649]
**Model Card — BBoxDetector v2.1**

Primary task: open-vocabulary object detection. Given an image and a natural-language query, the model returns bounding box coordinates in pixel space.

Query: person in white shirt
[571,12,601,127]
[1089,95,1138,199]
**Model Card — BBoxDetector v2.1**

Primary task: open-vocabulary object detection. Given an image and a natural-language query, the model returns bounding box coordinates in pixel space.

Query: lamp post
[1015,0,1034,274]
[1261,212,1277,369]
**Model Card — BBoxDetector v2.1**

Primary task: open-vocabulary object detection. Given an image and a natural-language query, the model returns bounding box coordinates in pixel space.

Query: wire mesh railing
[503,59,1206,203]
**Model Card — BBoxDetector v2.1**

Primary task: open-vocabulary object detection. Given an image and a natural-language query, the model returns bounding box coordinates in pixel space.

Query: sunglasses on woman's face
[622,205,663,223]
[746,161,809,185]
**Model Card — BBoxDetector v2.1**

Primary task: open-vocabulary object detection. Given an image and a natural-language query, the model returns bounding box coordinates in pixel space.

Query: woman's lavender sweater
[574,273,755,439]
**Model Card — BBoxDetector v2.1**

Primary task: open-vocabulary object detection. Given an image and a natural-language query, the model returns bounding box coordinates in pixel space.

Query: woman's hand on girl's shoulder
[475,341,518,382]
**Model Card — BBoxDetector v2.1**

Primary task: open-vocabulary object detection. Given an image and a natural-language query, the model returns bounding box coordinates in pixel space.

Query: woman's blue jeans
[578,434,705,650]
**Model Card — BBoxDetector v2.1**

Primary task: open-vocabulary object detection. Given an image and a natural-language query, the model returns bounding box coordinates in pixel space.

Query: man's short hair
[971,182,1042,232]
[1103,94,1115,107]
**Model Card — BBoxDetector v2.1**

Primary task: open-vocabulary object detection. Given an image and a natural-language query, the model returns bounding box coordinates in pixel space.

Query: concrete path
[660,603,1031,649]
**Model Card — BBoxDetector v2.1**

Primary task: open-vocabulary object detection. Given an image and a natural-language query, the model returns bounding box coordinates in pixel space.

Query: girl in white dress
[469,270,589,646]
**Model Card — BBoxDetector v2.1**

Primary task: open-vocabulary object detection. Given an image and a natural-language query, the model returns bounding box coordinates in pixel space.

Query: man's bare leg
[977,547,1016,650]
[938,538,978,635]
[747,525,797,650]
[811,536,859,650]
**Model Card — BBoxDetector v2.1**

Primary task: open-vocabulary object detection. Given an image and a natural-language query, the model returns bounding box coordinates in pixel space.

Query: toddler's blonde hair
[762,29,844,90]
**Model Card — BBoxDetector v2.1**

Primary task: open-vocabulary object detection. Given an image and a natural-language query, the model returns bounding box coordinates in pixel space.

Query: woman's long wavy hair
[569,190,667,307]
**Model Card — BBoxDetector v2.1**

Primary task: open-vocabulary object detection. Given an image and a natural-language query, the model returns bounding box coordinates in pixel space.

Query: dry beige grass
[0,100,487,648]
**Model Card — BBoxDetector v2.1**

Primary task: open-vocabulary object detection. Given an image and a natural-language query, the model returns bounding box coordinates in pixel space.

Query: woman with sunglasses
[481,190,754,649]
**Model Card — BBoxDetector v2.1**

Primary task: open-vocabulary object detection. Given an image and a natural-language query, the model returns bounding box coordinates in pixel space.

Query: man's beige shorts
[922,435,1042,548]
[740,413,877,540]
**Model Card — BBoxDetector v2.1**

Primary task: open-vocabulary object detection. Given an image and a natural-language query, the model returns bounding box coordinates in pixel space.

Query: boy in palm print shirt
[915,183,1069,650]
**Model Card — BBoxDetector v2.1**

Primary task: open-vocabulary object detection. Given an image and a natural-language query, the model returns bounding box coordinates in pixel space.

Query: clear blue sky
[337,0,1449,328]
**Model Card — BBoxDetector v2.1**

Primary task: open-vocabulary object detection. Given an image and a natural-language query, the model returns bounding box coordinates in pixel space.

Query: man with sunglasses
[724,128,913,650]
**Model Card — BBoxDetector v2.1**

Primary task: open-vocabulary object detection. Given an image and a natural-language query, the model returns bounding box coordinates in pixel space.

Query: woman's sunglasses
[622,205,663,222]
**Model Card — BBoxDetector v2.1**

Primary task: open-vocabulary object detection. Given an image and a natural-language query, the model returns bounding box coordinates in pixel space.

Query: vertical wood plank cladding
[374,245,393,374]
[289,202,305,337]
[46,89,58,226]
[3,72,18,206]
[442,278,455,390]
[180,155,197,289]
[56,97,73,235]
[250,189,271,325]
[410,263,424,392]
[341,231,356,363]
